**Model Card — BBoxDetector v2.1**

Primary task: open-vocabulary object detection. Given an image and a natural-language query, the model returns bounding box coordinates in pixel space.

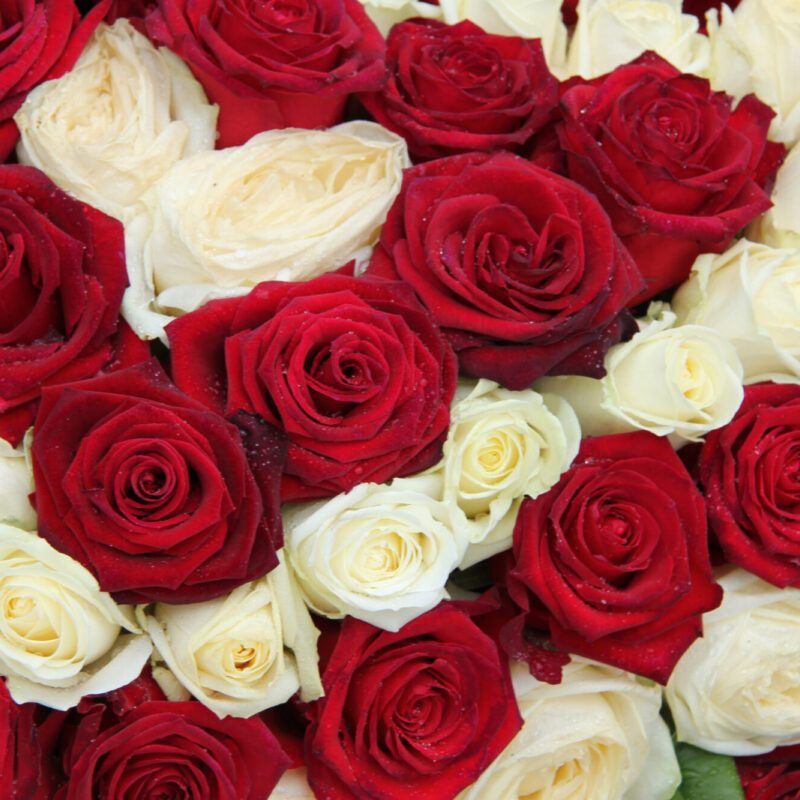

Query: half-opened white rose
[0,524,151,710]
[672,239,800,384]
[124,121,409,343]
[285,482,461,631]
[358,0,442,35]
[429,380,579,568]
[566,0,709,79]
[139,554,322,719]
[14,19,217,223]
[749,142,800,250]
[0,436,35,531]
[705,0,800,145]
[458,659,680,800]
[666,568,800,756]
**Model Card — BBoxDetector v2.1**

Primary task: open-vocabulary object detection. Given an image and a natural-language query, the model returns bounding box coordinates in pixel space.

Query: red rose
[168,274,457,501]
[359,19,558,160]
[738,747,800,800]
[366,151,643,389]
[684,0,740,24]
[561,0,578,25]
[556,52,784,303]
[61,701,289,800]
[32,360,285,603]
[699,383,800,588]
[305,604,522,800]
[145,0,386,148]
[506,431,722,683]
[0,165,147,446]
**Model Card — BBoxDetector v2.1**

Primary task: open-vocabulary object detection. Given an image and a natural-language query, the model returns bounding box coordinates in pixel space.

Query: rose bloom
[31,360,285,604]
[145,0,386,148]
[505,430,722,683]
[366,151,643,389]
[360,19,558,160]
[557,52,784,302]
[749,142,800,250]
[168,274,456,501]
[0,436,35,531]
[305,604,522,800]
[738,748,800,800]
[0,165,147,447]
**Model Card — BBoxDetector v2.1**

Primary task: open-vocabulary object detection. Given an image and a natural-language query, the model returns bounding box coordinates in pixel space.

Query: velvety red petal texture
[556,52,783,303]
[738,747,800,800]
[31,360,285,603]
[700,383,800,589]
[305,604,522,800]
[365,150,643,389]
[168,274,457,502]
[505,431,722,683]
[359,19,558,160]
[145,0,386,147]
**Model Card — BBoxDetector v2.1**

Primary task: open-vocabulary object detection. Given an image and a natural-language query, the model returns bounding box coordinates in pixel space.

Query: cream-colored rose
[0,435,35,531]
[566,0,709,79]
[358,0,442,35]
[666,568,800,755]
[705,0,800,146]
[539,308,744,444]
[124,121,409,343]
[749,142,800,250]
[138,554,322,718]
[14,19,217,223]
[285,482,461,631]
[0,524,151,709]
[458,659,680,800]
[428,380,579,569]
[438,0,567,71]
[272,768,315,800]
[673,239,800,384]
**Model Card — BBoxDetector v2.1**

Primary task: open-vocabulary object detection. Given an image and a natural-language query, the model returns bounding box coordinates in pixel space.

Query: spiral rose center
[437,43,502,90]
[0,588,59,655]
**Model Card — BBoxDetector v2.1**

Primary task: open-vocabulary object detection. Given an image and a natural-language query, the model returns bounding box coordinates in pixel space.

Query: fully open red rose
[145,0,386,148]
[305,604,522,800]
[168,274,456,501]
[506,431,722,683]
[366,151,643,389]
[556,52,784,303]
[359,19,558,160]
[700,383,800,588]
[32,360,285,604]
[0,165,147,446]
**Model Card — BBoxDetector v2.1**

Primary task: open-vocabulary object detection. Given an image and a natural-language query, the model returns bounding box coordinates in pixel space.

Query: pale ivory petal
[357,0,443,35]
[0,436,35,530]
[749,142,800,250]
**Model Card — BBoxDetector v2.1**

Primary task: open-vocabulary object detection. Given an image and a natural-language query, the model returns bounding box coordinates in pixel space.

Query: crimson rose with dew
[145,0,386,148]
[0,165,147,446]
[168,274,457,502]
[305,603,522,800]
[31,360,285,604]
[366,151,643,390]
[738,747,800,800]
[506,430,722,683]
[556,52,785,303]
[359,19,558,160]
[699,383,800,588]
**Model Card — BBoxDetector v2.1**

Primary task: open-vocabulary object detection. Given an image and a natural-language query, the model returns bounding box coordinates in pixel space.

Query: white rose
[749,142,800,250]
[538,308,744,445]
[124,121,409,343]
[566,0,709,79]
[458,659,680,800]
[284,482,461,631]
[138,553,323,719]
[666,568,800,755]
[357,0,442,35]
[14,20,217,223]
[430,380,579,569]
[272,768,315,800]
[0,524,151,709]
[0,435,35,531]
[672,239,800,384]
[705,0,800,146]
[438,0,567,71]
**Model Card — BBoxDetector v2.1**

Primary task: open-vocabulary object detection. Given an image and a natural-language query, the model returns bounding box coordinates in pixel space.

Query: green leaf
[674,743,745,800]
[670,791,685,800]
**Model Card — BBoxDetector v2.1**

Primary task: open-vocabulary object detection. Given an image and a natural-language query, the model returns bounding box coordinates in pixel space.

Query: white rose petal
[566,0,709,79]
[272,768,316,800]
[285,483,461,632]
[357,0,442,35]
[666,568,800,755]
[14,19,217,223]
[0,435,35,531]
[458,659,680,800]
[0,524,150,709]
[749,142,800,250]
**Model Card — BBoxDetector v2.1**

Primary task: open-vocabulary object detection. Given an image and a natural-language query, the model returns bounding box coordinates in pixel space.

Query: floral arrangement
[1,0,799,797]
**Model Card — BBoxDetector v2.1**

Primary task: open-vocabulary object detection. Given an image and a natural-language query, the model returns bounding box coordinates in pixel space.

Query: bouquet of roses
[1,0,800,797]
